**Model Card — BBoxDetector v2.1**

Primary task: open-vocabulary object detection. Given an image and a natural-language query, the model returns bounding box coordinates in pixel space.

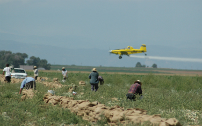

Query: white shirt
[3,67,11,77]
[33,69,38,76]
[62,70,67,77]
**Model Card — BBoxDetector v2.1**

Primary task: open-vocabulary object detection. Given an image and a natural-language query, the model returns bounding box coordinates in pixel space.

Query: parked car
[11,68,27,79]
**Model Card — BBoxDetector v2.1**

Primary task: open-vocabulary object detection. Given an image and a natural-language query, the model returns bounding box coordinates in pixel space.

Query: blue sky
[0,0,202,69]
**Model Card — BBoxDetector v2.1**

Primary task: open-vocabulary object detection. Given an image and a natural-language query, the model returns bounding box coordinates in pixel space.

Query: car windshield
[14,69,25,73]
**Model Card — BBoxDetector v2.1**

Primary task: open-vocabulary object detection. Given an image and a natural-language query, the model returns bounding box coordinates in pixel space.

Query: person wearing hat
[126,80,142,101]
[89,68,99,92]
[62,67,68,80]
[19,76,36,94]
[33,66,38,80]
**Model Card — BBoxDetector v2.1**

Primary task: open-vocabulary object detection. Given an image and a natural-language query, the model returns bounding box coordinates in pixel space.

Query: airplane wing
[112,51,136,55]
[120,51,139,55]
[120,51,129,55]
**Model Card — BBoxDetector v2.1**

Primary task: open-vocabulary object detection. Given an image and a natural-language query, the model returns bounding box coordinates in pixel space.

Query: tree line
[0,50,51,70]
[136,62,157,68]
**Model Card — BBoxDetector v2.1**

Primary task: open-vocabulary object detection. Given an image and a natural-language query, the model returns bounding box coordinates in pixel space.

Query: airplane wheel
[119,56,122,59]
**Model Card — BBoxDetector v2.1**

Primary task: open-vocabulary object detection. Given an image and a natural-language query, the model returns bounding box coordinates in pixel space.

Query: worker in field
[98,76,104,85]
[126,80,142,101]
[62,67,68,80]
[89,68,99,92]
[19,77,36,94]
[33,66,38,80]
[2,64,11,83]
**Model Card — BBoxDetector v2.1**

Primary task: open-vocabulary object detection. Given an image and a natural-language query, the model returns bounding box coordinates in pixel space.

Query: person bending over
[19,77,36,94]
[98,76,104,85]
[126,80,142,101]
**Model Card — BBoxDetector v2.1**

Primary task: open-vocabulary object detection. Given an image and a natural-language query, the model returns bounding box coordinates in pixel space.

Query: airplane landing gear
[119,56,122,59]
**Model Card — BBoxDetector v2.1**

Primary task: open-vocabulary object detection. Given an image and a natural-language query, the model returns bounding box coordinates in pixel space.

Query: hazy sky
[1,0,201,49]
[0,0,202,70]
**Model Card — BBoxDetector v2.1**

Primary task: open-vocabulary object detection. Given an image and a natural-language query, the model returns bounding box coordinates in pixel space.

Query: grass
[0,70,202,125]
[0,81,89,126]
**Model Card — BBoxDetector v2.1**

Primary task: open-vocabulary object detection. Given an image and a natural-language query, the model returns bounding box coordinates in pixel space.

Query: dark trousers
[91,83,98,92]
[126,93,136,101]
[63,76,67,80]
[25,81,36,90]
[35,76,38,80]
[5,76,11,83]
[99,80,104,85]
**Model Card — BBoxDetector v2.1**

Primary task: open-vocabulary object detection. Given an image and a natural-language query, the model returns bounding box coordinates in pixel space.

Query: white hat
[34,66,37,69]
[92,68,97,71]
[136,80,142,85]
[62,67,65,69]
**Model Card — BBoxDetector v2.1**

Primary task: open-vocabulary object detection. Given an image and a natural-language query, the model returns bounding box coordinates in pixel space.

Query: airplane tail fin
[140,44,147,52]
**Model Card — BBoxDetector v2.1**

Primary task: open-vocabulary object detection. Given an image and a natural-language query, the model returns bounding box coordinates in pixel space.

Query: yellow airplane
[109,44,147,59]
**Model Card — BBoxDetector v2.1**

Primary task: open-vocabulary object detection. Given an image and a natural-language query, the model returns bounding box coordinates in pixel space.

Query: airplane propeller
[109,47,111,55]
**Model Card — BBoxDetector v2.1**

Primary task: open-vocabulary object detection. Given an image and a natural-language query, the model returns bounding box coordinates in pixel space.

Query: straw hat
[92,68,97,71]
[136,80,142,85]
[62,67,65,70]
[34,66,37,69]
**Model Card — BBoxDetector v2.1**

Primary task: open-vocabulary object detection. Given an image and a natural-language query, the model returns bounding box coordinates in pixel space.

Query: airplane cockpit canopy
[141,44,146,47]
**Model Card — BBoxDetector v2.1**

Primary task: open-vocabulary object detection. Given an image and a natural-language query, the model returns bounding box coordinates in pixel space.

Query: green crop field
[0,68,202,125]
[51,65,172,74]
[51,65,202,76]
